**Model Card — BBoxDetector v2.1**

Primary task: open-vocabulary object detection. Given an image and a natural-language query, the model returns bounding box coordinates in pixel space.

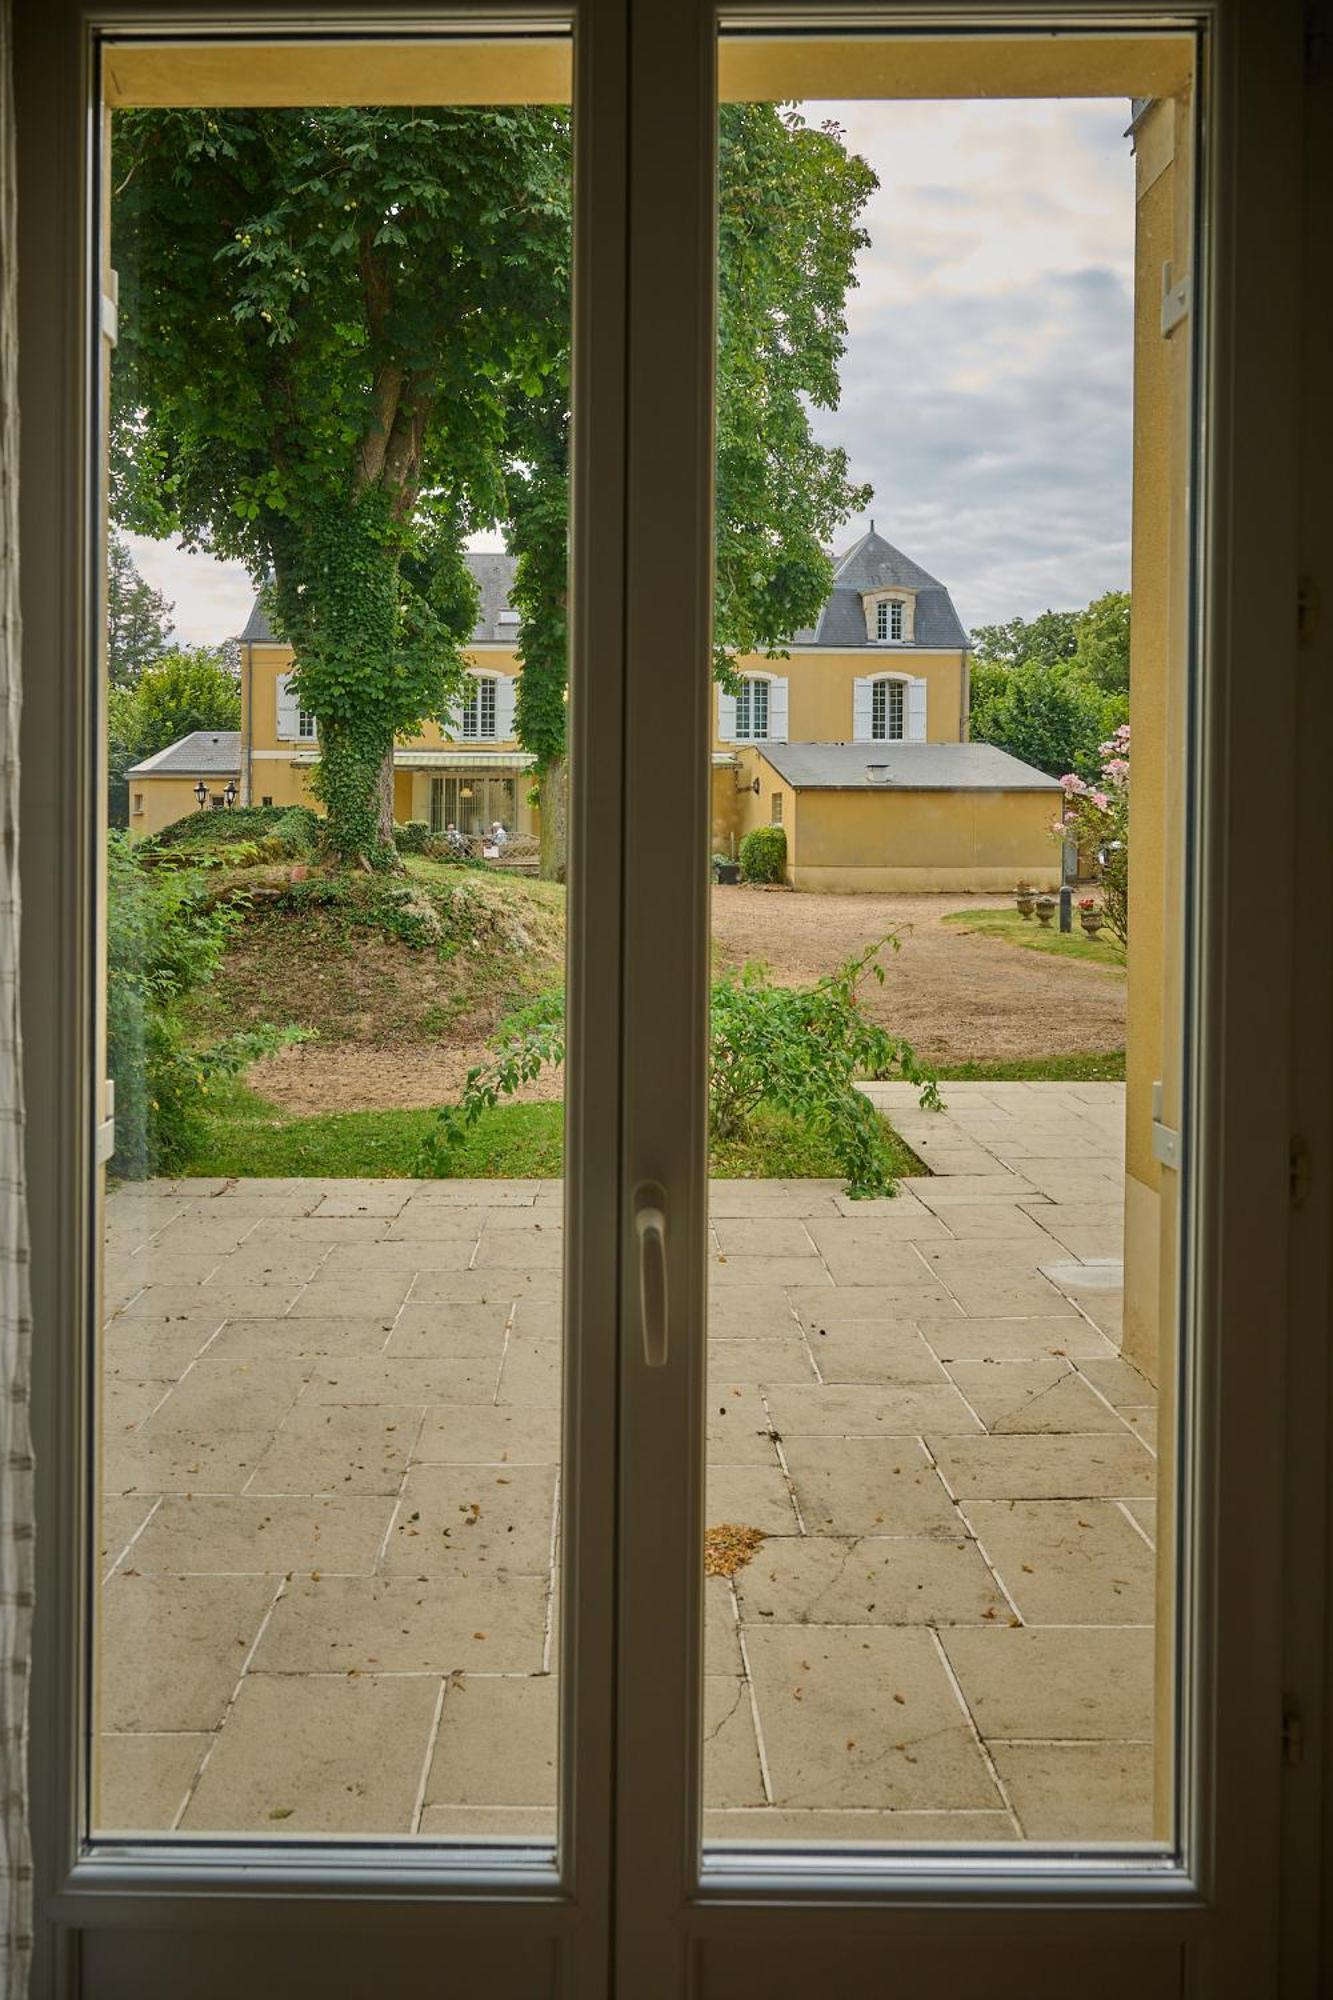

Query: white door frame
[612,2,1315,1994]
[17,5,627,1994]
[13,0,1326,1995]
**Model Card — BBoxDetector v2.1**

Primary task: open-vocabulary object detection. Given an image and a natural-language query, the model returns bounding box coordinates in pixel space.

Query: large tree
[112,106,569,864]
[508,103,875,875]
[107,531,174,685]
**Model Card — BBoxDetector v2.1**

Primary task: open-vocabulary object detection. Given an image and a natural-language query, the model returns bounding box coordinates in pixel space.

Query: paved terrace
[99,1081,1156,1845]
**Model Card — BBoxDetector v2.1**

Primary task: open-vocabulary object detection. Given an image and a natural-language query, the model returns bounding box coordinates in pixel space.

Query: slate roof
[239,553,521,647]
[790,529,970,651]
[754,741,1060,792]
[127,730,242,778]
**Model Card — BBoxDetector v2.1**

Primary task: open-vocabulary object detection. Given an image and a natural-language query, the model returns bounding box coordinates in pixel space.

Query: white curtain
[0,0,34,1987]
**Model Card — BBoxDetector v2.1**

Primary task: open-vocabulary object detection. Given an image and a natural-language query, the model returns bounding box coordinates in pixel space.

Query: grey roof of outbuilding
[127,730,242,778]
[790,529,969,651]
[239,552,521,647]
[754,741,1061,792]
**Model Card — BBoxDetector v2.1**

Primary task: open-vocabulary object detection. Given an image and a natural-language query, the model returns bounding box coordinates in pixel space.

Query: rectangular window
[735,677,769,740]
[771,793,782,825]
[297,709,317,739]
[462,677,498,739]
[876,599,904,641]
[871,677,905,740]
[131,792,143,815]
[261,795,273,807]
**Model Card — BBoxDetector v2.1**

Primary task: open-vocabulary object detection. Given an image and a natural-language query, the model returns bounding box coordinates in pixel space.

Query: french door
[15,1,1322,1996]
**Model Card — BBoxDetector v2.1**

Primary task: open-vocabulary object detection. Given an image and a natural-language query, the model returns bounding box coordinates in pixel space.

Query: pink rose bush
[1052,724,1129,946]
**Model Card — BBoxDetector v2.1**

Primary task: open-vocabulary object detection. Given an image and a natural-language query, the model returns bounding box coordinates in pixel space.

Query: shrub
[1052,724,1130,945]
[418,941,939,1197]
[393,819,433,853]
[149,803,320,859]
[107,834,268,1176]
[739,824,787,884]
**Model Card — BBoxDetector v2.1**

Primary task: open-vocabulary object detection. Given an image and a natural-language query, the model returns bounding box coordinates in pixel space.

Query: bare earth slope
[216,878,1124,1115]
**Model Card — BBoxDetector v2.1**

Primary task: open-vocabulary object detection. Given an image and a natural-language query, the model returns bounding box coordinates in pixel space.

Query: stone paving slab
[97,1083,1153,1845]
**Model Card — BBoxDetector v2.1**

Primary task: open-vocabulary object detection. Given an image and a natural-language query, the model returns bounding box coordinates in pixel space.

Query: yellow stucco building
[709,527,1060,889]
[127,552,537,841]
[130,529,1063,890]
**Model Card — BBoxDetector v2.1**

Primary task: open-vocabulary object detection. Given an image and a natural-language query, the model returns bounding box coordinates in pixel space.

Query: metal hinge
[1283,1695,1304,1769]
[1161,261,1191,337]
[95,1077,116,1166]
[1290,1137,1312,1211]
[1151,1080,1180,1169]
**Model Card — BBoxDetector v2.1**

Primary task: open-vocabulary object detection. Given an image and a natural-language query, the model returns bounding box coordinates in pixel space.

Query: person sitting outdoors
[490,820,510,849]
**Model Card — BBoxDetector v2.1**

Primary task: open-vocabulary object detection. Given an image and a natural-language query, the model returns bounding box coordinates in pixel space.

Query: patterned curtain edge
[0,0,36,1985]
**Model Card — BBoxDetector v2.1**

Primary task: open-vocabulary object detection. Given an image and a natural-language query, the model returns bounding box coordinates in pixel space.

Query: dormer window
[864,589,915,644]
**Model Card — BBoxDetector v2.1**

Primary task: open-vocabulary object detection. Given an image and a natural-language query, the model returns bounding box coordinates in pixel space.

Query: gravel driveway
[710,886,1125,1067]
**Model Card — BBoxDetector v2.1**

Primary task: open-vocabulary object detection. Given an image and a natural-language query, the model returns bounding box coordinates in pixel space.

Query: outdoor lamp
[224,781,238,808]
[194,781,207,808]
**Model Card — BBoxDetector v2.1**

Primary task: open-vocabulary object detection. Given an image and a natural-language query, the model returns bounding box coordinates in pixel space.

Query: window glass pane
[705,36,1194,1854]
[97,33,571,1843]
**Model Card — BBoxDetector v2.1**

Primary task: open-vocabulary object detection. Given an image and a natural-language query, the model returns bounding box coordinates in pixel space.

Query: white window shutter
[275,670,299,740]
[769,677,789,741]
[494,673,518,741]
[852,676,874,742]
[717,688,737,743]
[907,676,928,742]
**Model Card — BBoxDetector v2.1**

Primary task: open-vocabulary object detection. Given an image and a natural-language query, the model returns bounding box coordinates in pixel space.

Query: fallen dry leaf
[704,1523,765,1578]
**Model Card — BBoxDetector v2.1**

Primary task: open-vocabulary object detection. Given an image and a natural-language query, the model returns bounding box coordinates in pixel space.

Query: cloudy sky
[126,94,1135,645]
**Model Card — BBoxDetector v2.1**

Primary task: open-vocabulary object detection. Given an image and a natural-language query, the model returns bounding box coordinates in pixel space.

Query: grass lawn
[190,1083,926,1183]
[935,1050,1125,1084]
[941,906,1126,971]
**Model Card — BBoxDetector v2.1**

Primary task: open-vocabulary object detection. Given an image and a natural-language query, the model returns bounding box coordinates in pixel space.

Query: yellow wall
[132,637,537,838]
[788,785,1059,893]
[713,647,967,749]
[242,639,524,757]
[128,773,238,839]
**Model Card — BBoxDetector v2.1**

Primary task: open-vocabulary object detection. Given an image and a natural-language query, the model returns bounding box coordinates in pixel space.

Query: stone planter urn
[715,861,740,887]
[1079,905,1103,938]
[1015,885,1036,919]
[1034,895,1056,928]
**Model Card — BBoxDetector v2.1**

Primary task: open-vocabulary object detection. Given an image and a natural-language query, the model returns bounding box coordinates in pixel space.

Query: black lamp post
[193,781,207,809]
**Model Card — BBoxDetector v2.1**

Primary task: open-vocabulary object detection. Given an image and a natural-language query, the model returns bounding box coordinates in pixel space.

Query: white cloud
[803,95,1136,628]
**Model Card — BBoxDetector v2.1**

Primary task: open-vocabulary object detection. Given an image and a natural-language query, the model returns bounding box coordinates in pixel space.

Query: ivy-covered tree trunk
[538,756,568,883]
[271,508,408,868]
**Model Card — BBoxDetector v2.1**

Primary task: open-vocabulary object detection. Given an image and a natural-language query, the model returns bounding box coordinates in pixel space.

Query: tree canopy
[107,532,174,685]
[114,100,870,869]
[113,105,570,863]
[505,103,876,871]
[968,589,1131,780]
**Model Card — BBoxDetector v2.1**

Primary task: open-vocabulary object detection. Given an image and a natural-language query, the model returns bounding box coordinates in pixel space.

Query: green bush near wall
[739,824,787,884]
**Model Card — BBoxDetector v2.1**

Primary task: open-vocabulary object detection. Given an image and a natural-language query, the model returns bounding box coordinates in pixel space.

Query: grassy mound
[187,855,566,1053]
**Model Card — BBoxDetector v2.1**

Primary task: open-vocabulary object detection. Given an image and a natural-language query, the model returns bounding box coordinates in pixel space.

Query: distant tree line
[967,590,1130,782]
[106,531,240,825]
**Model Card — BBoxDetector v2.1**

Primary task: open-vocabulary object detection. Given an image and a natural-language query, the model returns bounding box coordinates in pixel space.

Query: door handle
[634,1182,669,1368]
